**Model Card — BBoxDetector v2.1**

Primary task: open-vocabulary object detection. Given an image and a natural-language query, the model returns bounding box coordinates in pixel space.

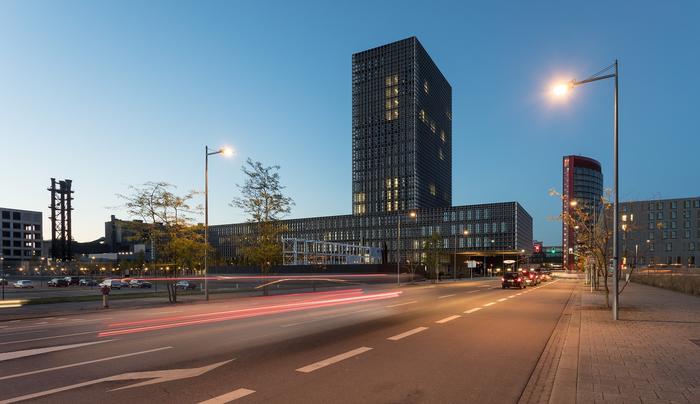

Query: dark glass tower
[562,155,604,271]
[351,37,452,216]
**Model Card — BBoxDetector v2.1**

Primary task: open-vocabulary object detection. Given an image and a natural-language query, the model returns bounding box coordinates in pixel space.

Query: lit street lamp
[552,60,620,320]
[397,211,417,286]
[454,230,469,282]
[204,145,234,301]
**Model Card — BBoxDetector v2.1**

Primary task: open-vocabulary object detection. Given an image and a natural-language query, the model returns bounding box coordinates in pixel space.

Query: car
[129,279,152,288]
[13,280,34,288]
[501,272,525,289]
[520,270,539,286]
[79,278,98,286]
[175,280,197,290]
[48,278,69,287]
[536,269,551,282]
[64,276,80,286]
[99,279,127,289]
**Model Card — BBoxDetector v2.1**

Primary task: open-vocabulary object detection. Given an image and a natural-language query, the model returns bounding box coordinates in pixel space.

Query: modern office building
[0,207,43,266]
[562,155,603,271]
[211,37,533,273]
[352,36,451,215]
[619,197,700,268]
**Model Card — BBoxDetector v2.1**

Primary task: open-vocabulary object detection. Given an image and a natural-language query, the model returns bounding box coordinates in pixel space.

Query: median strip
[435,315,460,324]
[387,327,428,341]
[296,347,372,373]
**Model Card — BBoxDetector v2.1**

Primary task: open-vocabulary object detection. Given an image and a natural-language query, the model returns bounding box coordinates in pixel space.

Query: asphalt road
[0,278,575,403]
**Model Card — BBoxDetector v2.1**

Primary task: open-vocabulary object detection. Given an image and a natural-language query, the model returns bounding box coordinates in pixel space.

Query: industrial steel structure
[48,178,74,261]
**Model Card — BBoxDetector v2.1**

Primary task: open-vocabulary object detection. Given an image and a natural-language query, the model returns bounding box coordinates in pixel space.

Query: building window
[423,80,429,94]
[12,212,20,220]
[671,201,677,209]
[671,211,677,219]
[665,242,672,252]
[689,242,696,251]
[648,232,654,240]
[1,211,8,220]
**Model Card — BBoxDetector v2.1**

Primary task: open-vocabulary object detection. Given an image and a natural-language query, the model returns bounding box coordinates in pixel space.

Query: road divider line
[508,295,516,298]
[484,302,496,307]
[386,300,417,308]
[0,340,114,362]
[438,294,456,299]
[0,330,98,345]
[497,298,507,302]
[0,346,172,381]
[464,307,482,314]
[199,388,255,403]
[435,315,460,324]
[387,327,428,341]
[296,347,372,373]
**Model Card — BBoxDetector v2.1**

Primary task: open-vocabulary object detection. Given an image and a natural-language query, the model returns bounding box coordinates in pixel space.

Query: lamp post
[205,145,234,301]
[454,230,469,282]
[552,60,620,320]
[397,211,417,286]
[1,256,4,300]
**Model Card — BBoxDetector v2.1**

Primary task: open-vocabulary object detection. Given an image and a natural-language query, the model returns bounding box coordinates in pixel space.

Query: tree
[424,232,445,282]
[116,182,208,300]
[231,159,294,281]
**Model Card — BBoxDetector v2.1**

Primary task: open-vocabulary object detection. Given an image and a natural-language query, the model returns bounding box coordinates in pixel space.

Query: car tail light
[517,277,522,281]
[501,277,505,281]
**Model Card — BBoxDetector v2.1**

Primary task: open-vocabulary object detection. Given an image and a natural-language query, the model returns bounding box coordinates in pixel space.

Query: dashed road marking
[0,340,113,362]
[497,298,507,302]
[296,347,373,373]
[386,300,417,308]
[484,302,496,307]
[387,327,428,341]
[508,295,516,298]
[436,315,460,324]
[199,388,255,403]
[464,307,482,314]
[438,294,456,299]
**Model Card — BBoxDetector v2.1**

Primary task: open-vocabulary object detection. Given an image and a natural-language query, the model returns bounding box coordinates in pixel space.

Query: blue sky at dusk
[1,0,698,244]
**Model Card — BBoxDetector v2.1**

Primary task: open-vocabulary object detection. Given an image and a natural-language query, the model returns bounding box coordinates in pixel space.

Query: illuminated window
[438,149,444,160]
[429,184,436,196]
[440,130,446,142]
[423,80,429,94]
[430,121,436,133]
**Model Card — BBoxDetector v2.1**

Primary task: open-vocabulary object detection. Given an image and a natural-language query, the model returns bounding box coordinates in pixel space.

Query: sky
[1,0,699,245]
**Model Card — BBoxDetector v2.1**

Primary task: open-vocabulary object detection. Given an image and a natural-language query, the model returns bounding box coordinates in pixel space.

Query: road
[0,278,575,403]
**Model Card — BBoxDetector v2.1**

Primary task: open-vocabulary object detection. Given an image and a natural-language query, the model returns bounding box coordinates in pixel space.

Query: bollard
[101,285,110,308]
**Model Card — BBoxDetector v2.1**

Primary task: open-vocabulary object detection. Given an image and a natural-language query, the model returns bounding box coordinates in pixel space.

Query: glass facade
[562,155,603,271]
[352,37,451,216]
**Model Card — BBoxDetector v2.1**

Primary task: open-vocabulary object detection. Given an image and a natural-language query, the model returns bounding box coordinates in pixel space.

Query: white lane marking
[0,347,172,381]
[35,322,48,325]
[467,290,481,293]
[464,307,482,314]
[478,285,491,288]
[296,347,372,373]
[0,340,113,362]
[508,295,516,298]
[0,330,97,345]
[386,300,417,308]
[199,388,255,403]
[516,293,523,295]
[435,315,460,324]
[484,302,496,307]
[497,298,507,302]
[387,327,428,341]
[438,294,456,299]
[0,359,233,403]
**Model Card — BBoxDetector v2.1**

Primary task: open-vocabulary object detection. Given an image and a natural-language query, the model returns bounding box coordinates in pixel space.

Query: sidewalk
[522,280,700,404]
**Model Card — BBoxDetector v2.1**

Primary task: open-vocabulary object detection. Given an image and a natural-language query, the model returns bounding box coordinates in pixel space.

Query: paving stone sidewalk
[522,280,700,404]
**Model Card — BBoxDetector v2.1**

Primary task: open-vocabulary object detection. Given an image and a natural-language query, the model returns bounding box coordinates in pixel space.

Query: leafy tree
[116,182,208,288]
[231,159,294,282]
[423,232,445,282]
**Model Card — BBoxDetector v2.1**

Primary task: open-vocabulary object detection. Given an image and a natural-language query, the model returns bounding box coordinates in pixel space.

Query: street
[0,278,574,403]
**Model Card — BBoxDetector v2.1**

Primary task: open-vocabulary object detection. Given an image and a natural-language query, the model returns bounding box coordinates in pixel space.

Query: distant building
[619,197,700,268]
[104,215,151,257]
[562,155,603,271]
[0,207,42,267]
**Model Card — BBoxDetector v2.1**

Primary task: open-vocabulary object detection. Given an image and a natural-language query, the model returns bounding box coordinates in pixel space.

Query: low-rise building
[0,207,42,267]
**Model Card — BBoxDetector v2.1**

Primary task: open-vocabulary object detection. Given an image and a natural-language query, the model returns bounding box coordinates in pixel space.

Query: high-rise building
[211,37,533,273]
[562,155,603,271]
[352,37,451,216]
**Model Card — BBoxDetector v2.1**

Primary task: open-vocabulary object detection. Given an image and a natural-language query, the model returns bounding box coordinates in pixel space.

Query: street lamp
[397,211,417,286]
[205,145,234,301]
[1,256,4,300]
[552,61,620,320]
[454,230,469,282]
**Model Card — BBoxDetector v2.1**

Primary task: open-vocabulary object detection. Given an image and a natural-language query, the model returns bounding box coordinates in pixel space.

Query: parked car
[64,276,80,286]
[48,278,69,287]
[501,272,525,289]
[99,279,127,289]
[175,280,197,290]
[13,280,34,288]
[129,279,152,288]
[79,278,98,286]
